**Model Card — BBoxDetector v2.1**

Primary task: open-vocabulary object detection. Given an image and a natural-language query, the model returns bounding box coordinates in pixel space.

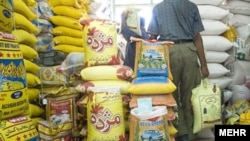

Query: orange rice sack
[81,19,120,67]
[128,76,177,95]
[129,94,177,108]
[133,39,173,80]
[80,65,133,81]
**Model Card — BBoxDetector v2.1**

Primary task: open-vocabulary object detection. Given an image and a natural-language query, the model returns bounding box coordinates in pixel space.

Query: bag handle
[202,78,218,93]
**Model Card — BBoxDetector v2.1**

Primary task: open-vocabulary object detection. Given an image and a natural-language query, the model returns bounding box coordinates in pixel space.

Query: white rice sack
[189,0,225,5]
[198,5,229,20]
[208,76,233,89]
[201,20,229,35]
[202,36,233,51]
[207,63,230,79]
[236,24,250,43]
[206,51,230,63]
[229,14,250,28]
[226,60,250,89]
[231,84,250,103]
[222,0,250,16]
[222,89,233,103]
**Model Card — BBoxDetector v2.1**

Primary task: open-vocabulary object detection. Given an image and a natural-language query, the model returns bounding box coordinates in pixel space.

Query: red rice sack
[81,19,120,67]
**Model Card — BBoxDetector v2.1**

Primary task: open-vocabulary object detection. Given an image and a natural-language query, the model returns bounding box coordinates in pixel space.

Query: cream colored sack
[191,78,222,133]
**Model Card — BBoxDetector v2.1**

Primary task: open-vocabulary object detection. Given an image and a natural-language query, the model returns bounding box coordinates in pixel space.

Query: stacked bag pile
[222,0,250,103]
[12,0,47,129]
[47,0,90,54]
[189,0,234,138]
[76,18,130,140]
[0,0,39,140]
[126,37,177,141]
[219,0,250,126]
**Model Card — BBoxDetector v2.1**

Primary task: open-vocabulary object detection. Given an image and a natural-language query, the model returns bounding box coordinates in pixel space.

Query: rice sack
[0,37,29,119]
[128,76,176,95]
[87,86,125,141]
[0,0,14,33]
[0,116,39,141]
[129,106,171,141]
[80,65,133,81]
[76,80,131,95]
[81,19,120,67]
[133,39,173,79]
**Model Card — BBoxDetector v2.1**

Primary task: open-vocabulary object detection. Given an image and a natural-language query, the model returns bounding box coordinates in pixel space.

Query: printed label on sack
[0,40,26,91]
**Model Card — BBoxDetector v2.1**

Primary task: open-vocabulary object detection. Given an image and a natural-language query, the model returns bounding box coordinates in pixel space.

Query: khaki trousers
[169,42,202,140]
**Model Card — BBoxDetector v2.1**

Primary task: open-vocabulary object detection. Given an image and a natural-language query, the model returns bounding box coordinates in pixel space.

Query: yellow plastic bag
[191,78,222,133]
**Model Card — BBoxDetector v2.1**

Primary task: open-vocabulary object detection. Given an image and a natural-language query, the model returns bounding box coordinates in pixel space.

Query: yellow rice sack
[13,0,37,20]
[0,0,14,33]
[80,65,133,81]
[31,117,44,128]
[48,0,82,8]
[0,39,29,119]
[12,29,38,47]
[53,35,83,47]
[0,116,39,141]
[26,87,40,102]
[19,43,39,60]
[14,12,39,34]
[52,5,84,19]
[81,19,120,67]
[26,72,41,88]
[133,38,173,80]
[25,103,45,117]
[24,59,40,75]
[50,15,82,30]
[128,76,177,95]
[54,44,85,54]
[38,120,73,140]
[51,26,83,38]
[76,80,131,94]
[39,65,68,86]
[22,0,37,6]
[87,86,125,141]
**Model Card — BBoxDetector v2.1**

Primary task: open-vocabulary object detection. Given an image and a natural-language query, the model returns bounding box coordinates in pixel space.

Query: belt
[171,40,193,44]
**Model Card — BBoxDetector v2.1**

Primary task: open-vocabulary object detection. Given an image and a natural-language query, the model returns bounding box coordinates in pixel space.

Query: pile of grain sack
[189,0,250,138]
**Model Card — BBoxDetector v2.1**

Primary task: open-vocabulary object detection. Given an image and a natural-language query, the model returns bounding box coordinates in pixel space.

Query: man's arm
[194,33,209,78]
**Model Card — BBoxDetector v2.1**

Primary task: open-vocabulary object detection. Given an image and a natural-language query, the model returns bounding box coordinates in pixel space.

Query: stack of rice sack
[32,0,54,52]
[0,30,39,140]
[190,0,236,104]
[48,0,91,54]
[76,18,130,141]
[127,38,177,141]
[221,0,250,105]
[11,0,47,127]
